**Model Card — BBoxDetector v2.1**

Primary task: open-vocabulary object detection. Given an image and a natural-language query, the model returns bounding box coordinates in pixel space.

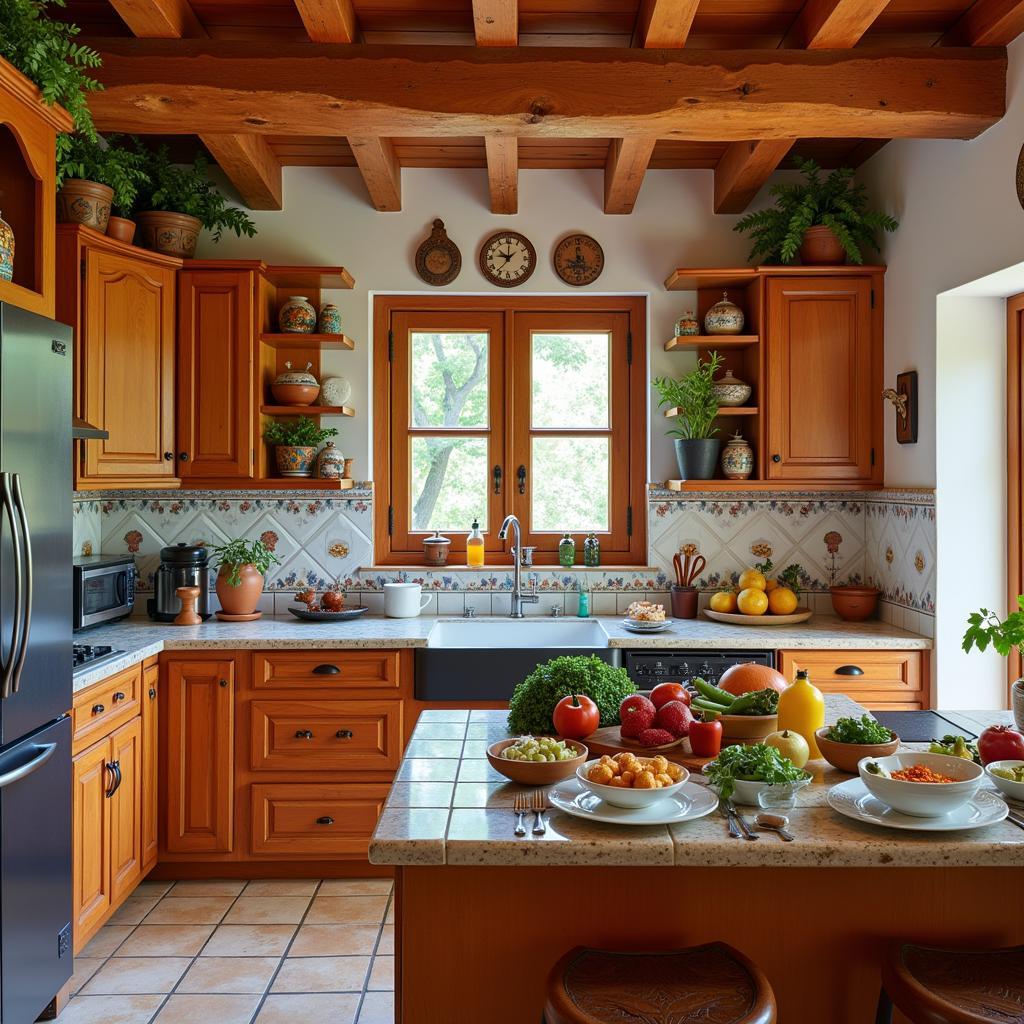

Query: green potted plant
[963,599,1024,730]
[734,159,899,266]
[652,351,723,480]
[56,133,148,238]
[133,144,257,258]
[211,538,280,618]
[263,416,338,478]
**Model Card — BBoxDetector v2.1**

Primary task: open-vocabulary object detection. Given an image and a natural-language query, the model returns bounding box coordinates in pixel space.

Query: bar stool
[876,942,1024,1024]
[543,943,777,1024]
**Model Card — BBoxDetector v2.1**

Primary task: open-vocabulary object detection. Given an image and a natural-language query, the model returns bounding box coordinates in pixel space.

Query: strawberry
[618,695,656,738]
[636,727,676,747]
[655,700,694,739]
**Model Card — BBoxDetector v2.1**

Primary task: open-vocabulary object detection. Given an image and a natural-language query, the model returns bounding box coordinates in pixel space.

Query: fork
[513,793,529,837]
[531,789,548,835]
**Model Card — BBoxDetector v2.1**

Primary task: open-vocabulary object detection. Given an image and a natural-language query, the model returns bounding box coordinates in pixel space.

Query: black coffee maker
[147,543,212,622]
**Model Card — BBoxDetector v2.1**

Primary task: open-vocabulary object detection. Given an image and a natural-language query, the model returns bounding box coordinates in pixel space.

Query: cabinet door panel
[141,663,159,871]
[164,659,235,854]
[73,740,111,949]
[109,717,142,903]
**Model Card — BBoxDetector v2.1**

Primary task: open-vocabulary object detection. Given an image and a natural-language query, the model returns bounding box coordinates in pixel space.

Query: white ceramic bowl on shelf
[857,752,984,818]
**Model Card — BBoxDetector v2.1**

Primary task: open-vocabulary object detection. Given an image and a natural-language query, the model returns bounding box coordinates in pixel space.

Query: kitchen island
[370,697,1023,1024]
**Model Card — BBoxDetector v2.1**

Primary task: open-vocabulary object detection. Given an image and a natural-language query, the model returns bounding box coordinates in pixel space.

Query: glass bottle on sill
[584,533,601,567]
[577,579,590,618]
[558,533,576,568]
[466,518,485,568]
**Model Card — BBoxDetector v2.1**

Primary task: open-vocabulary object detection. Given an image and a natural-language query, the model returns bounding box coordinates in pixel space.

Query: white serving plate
[827,778,1008,832]
[703,608,813,626]
[550,777,718,826]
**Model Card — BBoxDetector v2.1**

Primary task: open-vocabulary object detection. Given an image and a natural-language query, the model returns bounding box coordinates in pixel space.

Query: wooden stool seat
[543,943,777,1024]
[879,942,1024,1024]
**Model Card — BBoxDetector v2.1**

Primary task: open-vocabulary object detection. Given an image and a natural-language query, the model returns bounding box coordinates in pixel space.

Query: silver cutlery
[755,812,796,842]
[531,789,548,835]
[718,801,741,839]
[513,792,529,837]
[726,798,759,841]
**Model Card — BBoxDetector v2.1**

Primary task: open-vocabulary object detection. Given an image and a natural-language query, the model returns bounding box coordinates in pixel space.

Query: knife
[718,801,741,839]
[726,798,760,841]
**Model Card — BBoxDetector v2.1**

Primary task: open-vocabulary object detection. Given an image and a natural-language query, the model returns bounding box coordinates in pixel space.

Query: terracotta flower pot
[216,564,265,616]
[106,216,137,245]
[830,585,880,622]
[275,445,316,477]
[135,210,202,258]
[800,225,847,266]
[57,179,113,232]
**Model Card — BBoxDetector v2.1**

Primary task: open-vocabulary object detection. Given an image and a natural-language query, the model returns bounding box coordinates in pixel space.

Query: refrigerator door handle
[0,472,25,700]
[0,742,56,789]
[10,473,32,693]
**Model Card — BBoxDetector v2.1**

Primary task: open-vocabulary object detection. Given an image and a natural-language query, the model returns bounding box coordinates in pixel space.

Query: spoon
[755,812,796,842]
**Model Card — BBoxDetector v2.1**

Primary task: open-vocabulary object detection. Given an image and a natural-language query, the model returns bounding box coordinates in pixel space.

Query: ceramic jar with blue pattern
[317,303,342,334]
[721,432,754,480]
[278,296,317,333]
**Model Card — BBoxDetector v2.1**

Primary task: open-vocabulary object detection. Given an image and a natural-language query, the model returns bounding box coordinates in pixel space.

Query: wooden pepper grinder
[174,586,202,626]
[342,457,354,480]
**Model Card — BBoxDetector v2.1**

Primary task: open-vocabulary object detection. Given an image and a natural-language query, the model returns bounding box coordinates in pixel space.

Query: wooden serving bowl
[815,727,899,773]
[487,738,588,785]
[719,713,778,746]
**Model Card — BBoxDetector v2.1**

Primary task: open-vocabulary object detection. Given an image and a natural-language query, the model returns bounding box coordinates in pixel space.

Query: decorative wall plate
[553,233,604,286]
[415,219,461,286]
[479,230,536,287]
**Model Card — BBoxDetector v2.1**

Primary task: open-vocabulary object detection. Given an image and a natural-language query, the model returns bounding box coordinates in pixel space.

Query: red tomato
[688,718,723,758]
[552,693,600,740]
[651,682,690,708]
[978,724,1024,765]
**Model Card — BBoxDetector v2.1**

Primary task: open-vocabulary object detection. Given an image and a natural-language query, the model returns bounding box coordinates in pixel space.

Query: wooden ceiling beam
[107,0,205,38]
[86,43,1006,142]
[604,137,656,214]
[484,136,518,213]
[942,0,1024,46]
[473,0,518,46]
[199,133,282,209]
[714,139,794,214]
[348,136,401,211]
[635,0,700,48]
[294,0,358,43]
[782,0,890,49]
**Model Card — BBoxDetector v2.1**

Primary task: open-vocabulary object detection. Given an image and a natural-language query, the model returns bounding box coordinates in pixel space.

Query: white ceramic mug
[383,582,432,618]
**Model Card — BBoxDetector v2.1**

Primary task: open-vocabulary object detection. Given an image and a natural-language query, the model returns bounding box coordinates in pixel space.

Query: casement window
[373,295,647,566]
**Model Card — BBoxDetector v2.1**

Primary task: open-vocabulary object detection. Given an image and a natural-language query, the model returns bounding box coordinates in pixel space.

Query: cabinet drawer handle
[105,760,121,798]
[772,454,781,463]
[835,665,864,676]
[312,664,340,676]
[149,687,156,699]
[91,703,105,715]
[294,729,314,740]
[336,729,353,740]
[163,451,173,461]
[315,816,334,826]
[112,691,125,702]
[219,679,229,687]
[178,452,189,462]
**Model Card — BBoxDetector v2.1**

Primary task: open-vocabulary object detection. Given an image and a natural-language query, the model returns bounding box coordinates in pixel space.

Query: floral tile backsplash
[73,485,935,636]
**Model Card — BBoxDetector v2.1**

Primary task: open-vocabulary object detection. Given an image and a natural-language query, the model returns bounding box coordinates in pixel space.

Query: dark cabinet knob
[312,664,340,676]
[163,451,174,461]
[92,703,105,715]
[335,729,353,739]
[178,452,189,462]
[112,691,125,702]
[772,454,781,463]
[294,729,314,740]
[219,679,229,687]
[149,687,157,699]
[835,665,864,676]
[315,816,335,826]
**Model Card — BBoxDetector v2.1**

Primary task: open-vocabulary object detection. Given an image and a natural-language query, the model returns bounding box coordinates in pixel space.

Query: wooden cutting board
[582,726,715,772]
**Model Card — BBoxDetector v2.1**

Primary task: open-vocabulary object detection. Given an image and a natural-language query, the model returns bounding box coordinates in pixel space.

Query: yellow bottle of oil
[466,518,485,568]
[777,668,825,759]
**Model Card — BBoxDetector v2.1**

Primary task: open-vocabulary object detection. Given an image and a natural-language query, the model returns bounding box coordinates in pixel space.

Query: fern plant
[652,352,723,441]
[262,417,338,448]
[0,0,103,161]
[57,133,149,213]
[734,159,898,265]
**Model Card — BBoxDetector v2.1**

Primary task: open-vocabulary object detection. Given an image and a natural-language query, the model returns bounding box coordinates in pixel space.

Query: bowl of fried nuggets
[576,751,689,808]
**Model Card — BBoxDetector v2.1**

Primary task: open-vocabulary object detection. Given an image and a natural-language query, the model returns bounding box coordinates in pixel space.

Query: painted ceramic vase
[320,376,352,407]
[315,440,346,479]
[278,296,317,334]
[712,369,752,407]
[275,444,316,477]
[317,303,342,334]
[0,211,12,283]
[674,310,699,336]
[721,432,754,480]
[271,361,319,405]
[704,291,745,335]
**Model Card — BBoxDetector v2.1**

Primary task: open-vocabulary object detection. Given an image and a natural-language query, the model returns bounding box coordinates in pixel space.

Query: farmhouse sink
[426,618,608,649]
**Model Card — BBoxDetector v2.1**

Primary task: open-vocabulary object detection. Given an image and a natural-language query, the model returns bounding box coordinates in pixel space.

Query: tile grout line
[357,885,395,1019]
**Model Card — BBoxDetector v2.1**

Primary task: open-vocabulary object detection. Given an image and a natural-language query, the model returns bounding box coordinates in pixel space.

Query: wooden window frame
[373,294,647,567]
[1007,290,1024,702]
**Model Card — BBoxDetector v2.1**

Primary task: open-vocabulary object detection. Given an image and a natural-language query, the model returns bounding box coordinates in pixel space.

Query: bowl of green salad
[816,715,899,773]
[702,743,812,807]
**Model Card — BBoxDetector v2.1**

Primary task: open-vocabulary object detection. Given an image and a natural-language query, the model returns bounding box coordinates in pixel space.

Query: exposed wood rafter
[484,137,518,214]
[348,136,401,211]
[293,0,358,43]
[782,0,890,49]
[199,133,283,210]
[942,0,1024,45]
[107,0,205,37]
[604,137,656,214]
[635,0,700,47]
[472,0,518,46]
[714,140,794,214]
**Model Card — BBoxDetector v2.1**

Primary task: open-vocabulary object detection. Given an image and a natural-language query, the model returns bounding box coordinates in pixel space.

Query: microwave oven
[73,554,137,631]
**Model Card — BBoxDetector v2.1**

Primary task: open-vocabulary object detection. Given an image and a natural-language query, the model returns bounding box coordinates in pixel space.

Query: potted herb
[263,416,338,478]
[211,538,280,618]
[963,599,1024,730]
[56,133,148,238]
[133,144,257,258]
[652,351,723,480]
[734,159,898,266]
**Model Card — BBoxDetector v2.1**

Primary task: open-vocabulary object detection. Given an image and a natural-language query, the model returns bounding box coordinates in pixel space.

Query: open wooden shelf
[261,404,355,416]
[181,477,356,491]
[665,335,760,351]
[264,266,355,290]
[260,333,356,350]
[665,268,758,291]
[663,406,758,418]
[662,479,877,492]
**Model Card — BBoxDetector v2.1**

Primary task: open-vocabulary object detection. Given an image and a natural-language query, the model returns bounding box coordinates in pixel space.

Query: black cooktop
[870,710,977,742]
[72,643,125,673]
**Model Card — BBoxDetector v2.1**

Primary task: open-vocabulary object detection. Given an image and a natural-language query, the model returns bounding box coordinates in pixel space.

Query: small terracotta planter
[830,585,880,622]
[275,444,316,477]
[57,179,113,232]
[136,210,201,258]
[215,564,265,616]
[800,225,846,265]
[106,216,137,245]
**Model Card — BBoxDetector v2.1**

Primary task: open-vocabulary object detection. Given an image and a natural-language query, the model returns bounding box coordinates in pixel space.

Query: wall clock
[553,233,605,286]
[415,218,461,286]
[478,230,536,288]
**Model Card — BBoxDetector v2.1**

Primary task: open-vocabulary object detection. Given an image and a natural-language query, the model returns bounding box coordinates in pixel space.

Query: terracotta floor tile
[356,991,395,1024]
[80,926,134,959]
[243,880,319,897]
[167,880,246,899]
[108,897,161,927]
[54,994,165,1024]
[82,958,192,995]
[305,897,387,925]
[375,927,394,956]
[153,994,261,1024]
[222,896,311,926]
[143,897,234,925]
[133,881,174,898]
[385,903,394,924]
[201,925,296,958]
[67,958,105,996]
[367,957,393,992]
[176,958,279,995]
[115,926,214,958]
[288,925,379,957]
[317,880,392,897]
[271,956,370,993]
[255,993,358,1024]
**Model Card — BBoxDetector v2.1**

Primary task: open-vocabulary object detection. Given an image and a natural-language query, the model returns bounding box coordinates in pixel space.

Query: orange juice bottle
[466,518,485,567]
[778,668,825,759]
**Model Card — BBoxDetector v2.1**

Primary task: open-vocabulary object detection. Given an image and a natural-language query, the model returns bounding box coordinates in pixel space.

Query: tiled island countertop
[369,696,1022,869]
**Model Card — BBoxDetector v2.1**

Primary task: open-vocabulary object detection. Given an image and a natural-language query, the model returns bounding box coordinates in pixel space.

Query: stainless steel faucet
[497,514,539,618]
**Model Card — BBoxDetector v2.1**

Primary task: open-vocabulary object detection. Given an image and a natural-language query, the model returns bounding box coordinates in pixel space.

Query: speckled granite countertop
[73,614,929,692]
[369,699,1023,869]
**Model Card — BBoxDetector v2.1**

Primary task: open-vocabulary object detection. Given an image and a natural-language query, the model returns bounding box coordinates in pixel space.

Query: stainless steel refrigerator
[0,303,73,1023]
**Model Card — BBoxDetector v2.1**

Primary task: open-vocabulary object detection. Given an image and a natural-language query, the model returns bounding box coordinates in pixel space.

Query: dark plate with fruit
[287,605,369,622]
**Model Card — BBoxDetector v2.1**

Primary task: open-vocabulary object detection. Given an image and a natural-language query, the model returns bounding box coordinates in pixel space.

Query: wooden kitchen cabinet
[141,660,159,871]
[72,739,111,946]
[777,649,929,709]
[108,717,143,904]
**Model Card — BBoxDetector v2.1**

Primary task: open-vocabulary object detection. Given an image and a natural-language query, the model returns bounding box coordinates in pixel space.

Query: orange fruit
[708,590,737,613]
[767,586,799,615]
[736,587,769,616]
[737,568,767,592]
[765,578,779,592]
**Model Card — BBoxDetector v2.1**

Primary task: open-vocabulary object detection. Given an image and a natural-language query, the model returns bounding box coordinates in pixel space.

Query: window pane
[531,332,609,428]
[411,332,488,428]
[411,436,487,532]
[531,437,609,532]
